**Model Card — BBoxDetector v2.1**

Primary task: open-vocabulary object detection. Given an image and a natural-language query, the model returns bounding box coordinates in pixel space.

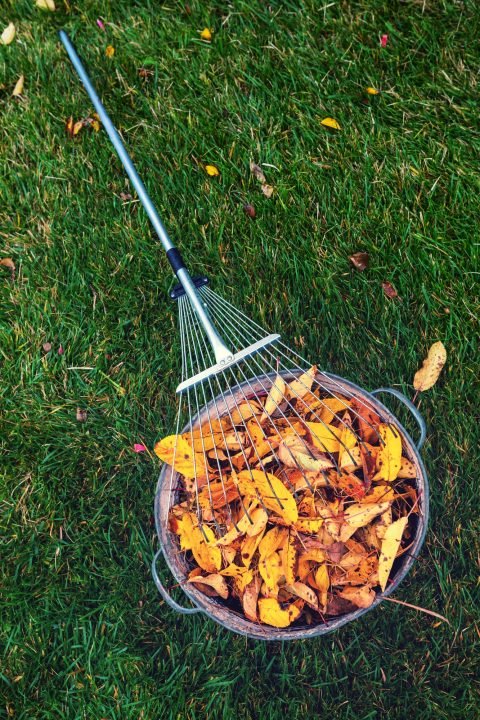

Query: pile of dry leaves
[155,368,421,628]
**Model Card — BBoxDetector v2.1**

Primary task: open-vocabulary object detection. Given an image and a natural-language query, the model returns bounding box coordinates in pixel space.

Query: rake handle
[59,30,233,363]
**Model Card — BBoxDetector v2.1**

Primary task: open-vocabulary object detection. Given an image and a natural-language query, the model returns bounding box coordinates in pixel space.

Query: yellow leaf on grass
[105,45,115,57]
[374,424,402,482]
[237,469,298,523]
[258,598,301,627]
[366,86,380,95]
[154,434,207,479]
[205,164,220,176]
[413,341,447,392]
[260,375,286,422]
[1,23,16,45]
[12,75,24,96]
[200,27,213,41]
[321,117,341,130]
[287,366,317,401]
[378,516,408,591]
[36,0,55,10]
[188,573,228,599]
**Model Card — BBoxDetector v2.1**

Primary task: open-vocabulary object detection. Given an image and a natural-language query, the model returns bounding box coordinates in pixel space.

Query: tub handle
[371,387,426,451]
[152,549,202,615]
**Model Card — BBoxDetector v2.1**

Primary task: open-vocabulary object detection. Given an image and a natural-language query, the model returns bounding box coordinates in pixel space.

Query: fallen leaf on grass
[105,45,115,58]
[200,28,213,41]
[0,258,15,279]
[205,164,220,176]
[321,117,341,130]
[261,184,274,198]
[413,341,447,392]
[382,281,398,299]
[12,75,24,97]
[76,408,88,422]
[36,0,55,10]
[349,252,369,271]
[249,161,266,183]
[243,203,256,218]
[366,87,380,95]
[42,342,52,353]
[1,23,16,45]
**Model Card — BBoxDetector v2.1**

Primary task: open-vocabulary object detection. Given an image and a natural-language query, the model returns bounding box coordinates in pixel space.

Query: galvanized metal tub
[152,371,428,641]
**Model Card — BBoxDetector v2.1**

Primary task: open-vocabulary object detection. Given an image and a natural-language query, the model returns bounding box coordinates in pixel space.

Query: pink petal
[134,443,147,453]
[58,345,64,355]
[380,34,388,47]
[96,18,105,30]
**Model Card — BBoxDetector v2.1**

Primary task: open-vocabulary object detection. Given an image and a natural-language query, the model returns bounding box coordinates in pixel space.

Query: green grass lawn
[1,0,479,717]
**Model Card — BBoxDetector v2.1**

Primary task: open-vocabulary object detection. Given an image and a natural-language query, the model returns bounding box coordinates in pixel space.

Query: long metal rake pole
[59,30,233,364]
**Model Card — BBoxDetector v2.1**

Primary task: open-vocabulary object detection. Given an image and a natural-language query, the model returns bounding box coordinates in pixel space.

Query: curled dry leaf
[12,75,24,97]
[0,258,15,279]
[349,252,369,271]
[413,341,446,392]
[243,203,256,219]
[1,23,16,45]
[76,408,87,422]
[261,184,274,198]
[382,281,398,299]
[321,117,341,130]
[249,161,266,183]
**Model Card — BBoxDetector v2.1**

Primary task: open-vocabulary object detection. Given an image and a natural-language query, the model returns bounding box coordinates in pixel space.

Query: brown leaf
[243,203,256,219]
[261,184,274,198]
[413,341,447,392]
[349,252,369,271]
[12,75,24,97]
[0,257,15,279]
[249,161,266,183]
[76,408,87,422]
[382,281,398,299]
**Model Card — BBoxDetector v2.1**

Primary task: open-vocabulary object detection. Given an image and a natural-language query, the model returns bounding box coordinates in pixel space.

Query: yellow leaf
[216,505,267,545]
[258,551,283,595]
[219,563,253,592]
[241,526,266,568]
[314,564,330,592]
[12,75,24,97]
[378,516,408,591]
[374,424,402,482]
[281,532,296,585]
[320,117,341,130]
[260,375,286,422]
[36,0,55,10]
[181,513,222,572]
[366,86,380,95]
[261,183,274,198]
[73,120,84,136]
[205,164,220,176]
[397,456,416,479]
[258,598,301,627]
[344,501,391,528]
[1,23,16,45]
[285,581,318,610]
[294,517,324,533]
[154,434,207,479]
[200,27,213,41]
[237,469,298,523]
[287,366,316,400]
[317,396,351,424]
[242,575,261,621]
[337,585,375,608]
[105,45,115,58]
[258,526,288,559]
[278,435,334,473]
[188,573,229,599]
[307,422,356,454]
[413,341,447,392]
[360,485,394,504]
